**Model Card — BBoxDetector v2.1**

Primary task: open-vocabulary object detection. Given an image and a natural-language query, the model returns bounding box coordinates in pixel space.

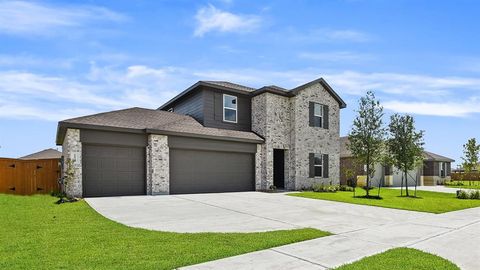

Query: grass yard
[0,194,330,270]
[335,248,459,270]
[445,180,480,190]
[289,188,480,213]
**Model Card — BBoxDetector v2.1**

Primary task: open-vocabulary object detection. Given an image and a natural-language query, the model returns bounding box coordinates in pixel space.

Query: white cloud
[323,71,480,96]
[383,100,480,117]
[321,29,371,42]
[2,64,480,121]
[0,1,127,35]
[298,51,373,62]
[194,4,261,37]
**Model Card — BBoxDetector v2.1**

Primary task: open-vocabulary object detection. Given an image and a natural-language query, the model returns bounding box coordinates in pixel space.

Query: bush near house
[456,190,480,200]
[451,172,480,181]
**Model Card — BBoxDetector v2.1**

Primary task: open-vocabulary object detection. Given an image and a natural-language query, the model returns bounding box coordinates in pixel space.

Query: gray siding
[203,87,252,132]
[171,89,204,123]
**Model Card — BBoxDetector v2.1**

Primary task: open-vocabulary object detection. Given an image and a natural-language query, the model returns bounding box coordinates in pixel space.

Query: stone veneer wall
[291,83,340,189]
[62,128,83,198]
[146,134,170,195]
[252,93,293,190]
[252,82,341,191]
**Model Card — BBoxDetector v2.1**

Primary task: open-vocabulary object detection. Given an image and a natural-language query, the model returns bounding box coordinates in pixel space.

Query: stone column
[146,134,169,195]
[62,128,82,198]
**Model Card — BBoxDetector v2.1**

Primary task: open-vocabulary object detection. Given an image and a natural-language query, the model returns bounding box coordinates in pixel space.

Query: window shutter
[323,154,329,178]
[309,102,315,127]
[309,153,315,178]
[323,105,329,129]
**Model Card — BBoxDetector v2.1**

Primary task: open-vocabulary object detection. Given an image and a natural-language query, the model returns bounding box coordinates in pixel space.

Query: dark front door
[273,149,285,189]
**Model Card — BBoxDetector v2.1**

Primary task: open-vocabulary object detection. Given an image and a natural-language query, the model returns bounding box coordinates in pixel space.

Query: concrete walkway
[390,185,470,194]
[86,191,480,270]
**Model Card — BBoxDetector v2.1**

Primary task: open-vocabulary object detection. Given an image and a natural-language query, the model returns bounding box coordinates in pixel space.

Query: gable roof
[423,151,455,162]
[56,107,263,145]
[340,136,455,162]
[159,78,347,110]
[20,148,62,160]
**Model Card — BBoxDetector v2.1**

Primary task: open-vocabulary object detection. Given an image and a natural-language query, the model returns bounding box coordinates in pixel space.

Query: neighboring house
[57,78,346,197]
[340,136,454,187]
[19,148,62,160]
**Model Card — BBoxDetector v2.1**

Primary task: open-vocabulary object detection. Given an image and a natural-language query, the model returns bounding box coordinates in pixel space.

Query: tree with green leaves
[387,114,424,197]
[461,138,480,185]
[348,91,386,197]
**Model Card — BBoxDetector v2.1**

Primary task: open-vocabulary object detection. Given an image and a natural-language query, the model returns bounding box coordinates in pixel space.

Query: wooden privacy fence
[0,158,60,195]
[451,172,480,181]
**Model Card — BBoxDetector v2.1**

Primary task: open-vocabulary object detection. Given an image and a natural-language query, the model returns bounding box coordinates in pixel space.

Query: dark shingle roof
[20,149,61,160]
[423,151,455,162]
[202,81,256,92]
[159,78,347,110]
[57,107,263,144]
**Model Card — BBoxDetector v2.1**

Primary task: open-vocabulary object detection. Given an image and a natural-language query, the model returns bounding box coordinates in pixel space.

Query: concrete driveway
[86,192,480,269]
[86,191,431,233]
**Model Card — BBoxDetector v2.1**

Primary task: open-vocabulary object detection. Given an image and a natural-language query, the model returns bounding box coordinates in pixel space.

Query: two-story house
[56,78,346,197]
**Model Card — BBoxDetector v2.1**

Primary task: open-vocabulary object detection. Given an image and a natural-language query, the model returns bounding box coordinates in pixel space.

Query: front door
[273,149,285,189]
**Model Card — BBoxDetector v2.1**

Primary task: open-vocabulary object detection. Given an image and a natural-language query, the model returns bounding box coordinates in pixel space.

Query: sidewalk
[181,206,480,270]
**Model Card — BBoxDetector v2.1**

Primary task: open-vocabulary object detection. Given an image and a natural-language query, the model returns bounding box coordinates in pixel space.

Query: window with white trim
[313,103,323,128]
[314,153,323,177]
[223,94,237,123]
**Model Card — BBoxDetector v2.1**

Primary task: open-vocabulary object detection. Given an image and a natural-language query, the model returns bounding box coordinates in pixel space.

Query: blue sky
[0,0,479,166]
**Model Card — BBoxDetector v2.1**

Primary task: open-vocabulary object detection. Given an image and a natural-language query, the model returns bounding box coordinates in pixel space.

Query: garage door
[170,149,255,194]
[83,144,145,197]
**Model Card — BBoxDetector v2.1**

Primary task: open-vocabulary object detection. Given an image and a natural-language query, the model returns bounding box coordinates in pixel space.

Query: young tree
[348,91,386,197]
[387,114,424,197]
[462,138,480,185]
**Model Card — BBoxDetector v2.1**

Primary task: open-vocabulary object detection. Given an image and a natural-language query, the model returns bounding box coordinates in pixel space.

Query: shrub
[339,185,354,192]
[456,190,480,200]
[470,190,480,200]
[313,183,337,193]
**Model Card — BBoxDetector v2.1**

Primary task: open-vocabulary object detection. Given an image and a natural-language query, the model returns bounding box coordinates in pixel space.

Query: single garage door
[83,144,145,197]
[170,149,255,194]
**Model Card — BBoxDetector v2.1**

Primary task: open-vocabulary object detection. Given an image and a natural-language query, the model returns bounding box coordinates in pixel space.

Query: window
[440,162,446,178]
[223,94,237,123]
[309,102,328,128]
[314,153,323,177]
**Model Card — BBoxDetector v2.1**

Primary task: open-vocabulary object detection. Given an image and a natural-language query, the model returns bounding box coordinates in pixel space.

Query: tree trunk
[405,170,410,197]
[366,162,370,197]
[400,174,404,197]
[414,172,418,197]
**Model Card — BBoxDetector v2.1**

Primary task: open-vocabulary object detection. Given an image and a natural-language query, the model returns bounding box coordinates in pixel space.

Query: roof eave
[145,128,264,144]
[290,78,347,109]
[158,81,254,110]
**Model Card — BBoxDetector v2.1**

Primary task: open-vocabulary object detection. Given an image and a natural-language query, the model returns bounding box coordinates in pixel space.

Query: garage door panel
[83,144,145,197]
[170,149,254,194]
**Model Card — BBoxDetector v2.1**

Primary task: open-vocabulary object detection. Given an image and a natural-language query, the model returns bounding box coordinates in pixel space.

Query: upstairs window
[314,103,323,127]
[309,102,329,129]
[223,94,237,123]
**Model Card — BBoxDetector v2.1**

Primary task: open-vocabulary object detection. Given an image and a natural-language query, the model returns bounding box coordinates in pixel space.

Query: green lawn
[0,194,330,270]
[335,248,459,270]
[445,180,480,190]
[289,188,480,213]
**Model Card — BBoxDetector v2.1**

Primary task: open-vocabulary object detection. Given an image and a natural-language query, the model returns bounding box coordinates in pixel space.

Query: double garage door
[82,131,255,197]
